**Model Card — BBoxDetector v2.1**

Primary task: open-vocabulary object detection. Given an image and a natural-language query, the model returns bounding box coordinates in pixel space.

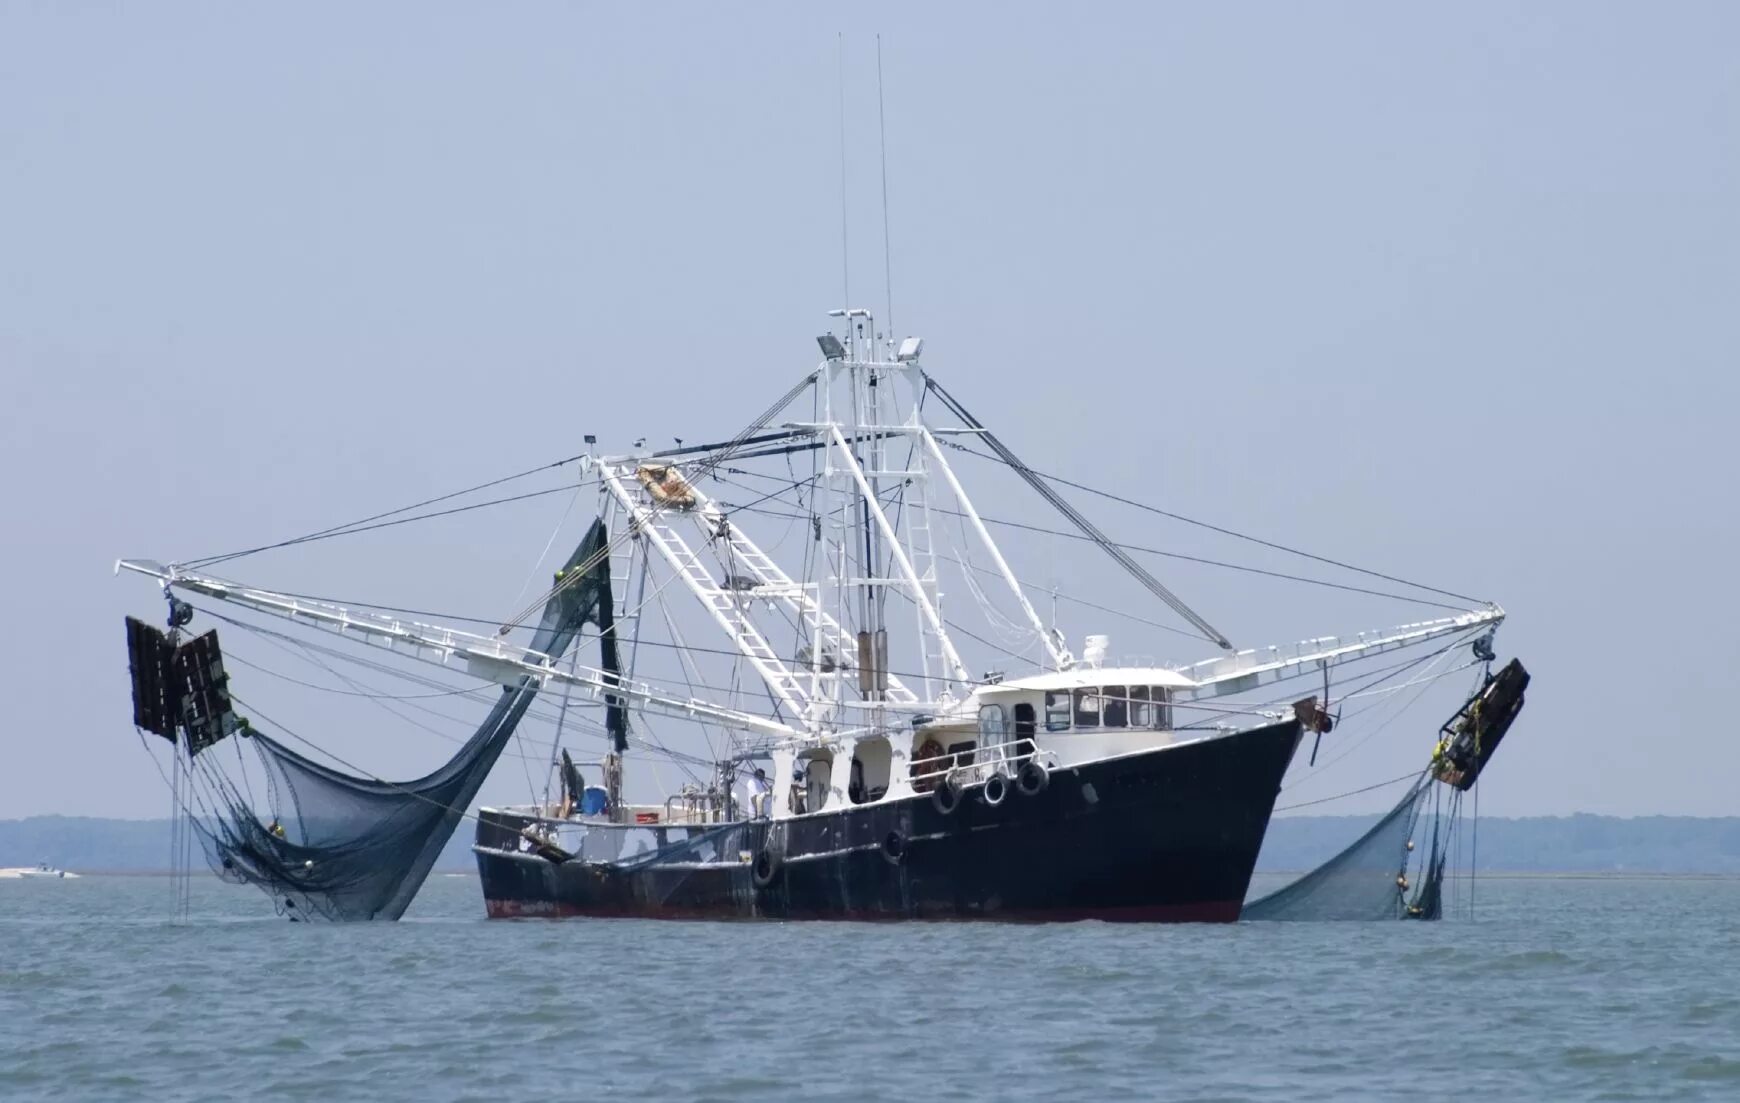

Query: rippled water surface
[3,874,1739,1101]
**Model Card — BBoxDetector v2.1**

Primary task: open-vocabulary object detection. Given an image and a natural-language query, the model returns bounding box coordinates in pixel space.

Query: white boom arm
[1175,607,1505,701]
[116,559,800,739]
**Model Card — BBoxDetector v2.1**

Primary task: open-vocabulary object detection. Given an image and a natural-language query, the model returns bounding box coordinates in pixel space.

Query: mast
[817,309,973,707]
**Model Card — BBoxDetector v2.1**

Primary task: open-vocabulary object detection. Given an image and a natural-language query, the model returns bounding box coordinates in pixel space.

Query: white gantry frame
[587,317,1077,740]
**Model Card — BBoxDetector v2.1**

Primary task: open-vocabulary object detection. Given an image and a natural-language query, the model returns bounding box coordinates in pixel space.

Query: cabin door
[1013,703,1037,761]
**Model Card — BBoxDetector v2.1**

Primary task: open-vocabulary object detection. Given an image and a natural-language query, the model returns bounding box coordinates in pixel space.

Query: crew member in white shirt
[745,767,771,819]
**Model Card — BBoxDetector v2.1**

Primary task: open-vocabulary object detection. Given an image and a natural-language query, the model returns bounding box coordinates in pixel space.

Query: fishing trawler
[118,306,1516,923]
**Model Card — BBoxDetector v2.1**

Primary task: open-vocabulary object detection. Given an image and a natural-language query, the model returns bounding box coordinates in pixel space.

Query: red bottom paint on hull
[484,897,1243,923]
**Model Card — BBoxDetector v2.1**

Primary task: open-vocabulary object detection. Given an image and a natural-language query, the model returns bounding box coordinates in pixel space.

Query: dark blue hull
[476,719,1301,923]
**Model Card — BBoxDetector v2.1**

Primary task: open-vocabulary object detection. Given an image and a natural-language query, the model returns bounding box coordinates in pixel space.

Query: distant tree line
[1258,813,1740,874]
[7,814,1740,875]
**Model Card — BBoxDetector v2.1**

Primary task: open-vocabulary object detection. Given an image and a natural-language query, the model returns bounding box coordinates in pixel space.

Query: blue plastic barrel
[580,786,609,816]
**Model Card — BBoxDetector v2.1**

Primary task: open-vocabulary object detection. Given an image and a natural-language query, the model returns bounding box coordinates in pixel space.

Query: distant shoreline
[34,869,1740,881]
[9,813,1740,876]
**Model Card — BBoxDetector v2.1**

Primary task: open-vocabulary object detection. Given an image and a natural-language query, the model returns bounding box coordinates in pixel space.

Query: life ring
[931,775,962,815]
[981,772,1009,807]
[752,844,784,888]
[881,831,907,866]
[1017,759,1050,797]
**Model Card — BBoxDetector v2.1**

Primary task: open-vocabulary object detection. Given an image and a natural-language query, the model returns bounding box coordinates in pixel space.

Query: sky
[2,2,1736,820]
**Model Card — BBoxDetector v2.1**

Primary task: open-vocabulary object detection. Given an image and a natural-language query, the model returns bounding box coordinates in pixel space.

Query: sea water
[3,874,1738,1101]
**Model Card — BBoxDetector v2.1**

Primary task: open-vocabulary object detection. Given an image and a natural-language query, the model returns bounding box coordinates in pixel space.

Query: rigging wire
[196,601,736,771]
[876,32,894,336]
[710,463,1471,613]
[169,412,1481,718]
[970,513,1470,613]
[709,468,1208,641]
[654,581,726,767]
[664,430,1480,620]
[1272,769,1423,813]
[198,606,623,759]
[170,430,1495,764]
[494,370,822,636]
[505,483,588,621]
[182,589,1489,830]
[187,577,1481,738]
[187,483,578,567]
[1472,769,1479,920]
[175,375,1486,640]
[228,631,585,767]
[1289,633,1475,782]
[937,437,1487,606]
[228,694,491,826]
[837,31,850,310]
[924,375,1231,648]
[224,651,488,701]
[185,456,588,569]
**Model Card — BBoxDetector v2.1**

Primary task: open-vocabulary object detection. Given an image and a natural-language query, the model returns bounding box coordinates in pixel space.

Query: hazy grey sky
[3,3,1736,820]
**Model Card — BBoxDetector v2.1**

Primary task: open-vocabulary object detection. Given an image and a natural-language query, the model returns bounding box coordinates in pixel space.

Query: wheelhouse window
[1102,685,1128,728]
[1044,691,1070,731]
[1151,687,1173,731]
[1129,685,1151,727]
[978,704,1008,748]
[1073,688,1101,728]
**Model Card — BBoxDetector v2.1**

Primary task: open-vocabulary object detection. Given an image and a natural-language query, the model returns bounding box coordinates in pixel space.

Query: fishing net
[1243,773,1434,921]
[190,519,620,921]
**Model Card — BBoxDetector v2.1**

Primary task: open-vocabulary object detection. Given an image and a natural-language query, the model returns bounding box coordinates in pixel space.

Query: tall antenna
[837,33,850,311]
[876,33,894,339]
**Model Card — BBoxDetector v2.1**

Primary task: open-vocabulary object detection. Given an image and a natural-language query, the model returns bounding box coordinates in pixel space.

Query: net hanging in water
[181,518,619,921]
[1242,773,1442,922]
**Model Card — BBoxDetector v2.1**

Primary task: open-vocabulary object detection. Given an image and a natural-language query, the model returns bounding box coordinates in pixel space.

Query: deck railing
[908,741,1047,791]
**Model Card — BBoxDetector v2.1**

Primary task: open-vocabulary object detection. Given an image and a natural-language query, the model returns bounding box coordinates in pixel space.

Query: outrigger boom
[114,558,800,740]
[115,556,1502,739]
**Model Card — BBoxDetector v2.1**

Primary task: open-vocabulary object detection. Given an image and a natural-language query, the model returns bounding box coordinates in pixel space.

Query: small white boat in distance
[0,862,79,879]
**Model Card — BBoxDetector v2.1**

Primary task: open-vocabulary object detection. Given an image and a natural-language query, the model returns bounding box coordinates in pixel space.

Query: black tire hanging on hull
[931,777,962,815]
[881,831,907,865]
[752,845,783,887]
[1017,759,1050,797]
[981,773,1009,807]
